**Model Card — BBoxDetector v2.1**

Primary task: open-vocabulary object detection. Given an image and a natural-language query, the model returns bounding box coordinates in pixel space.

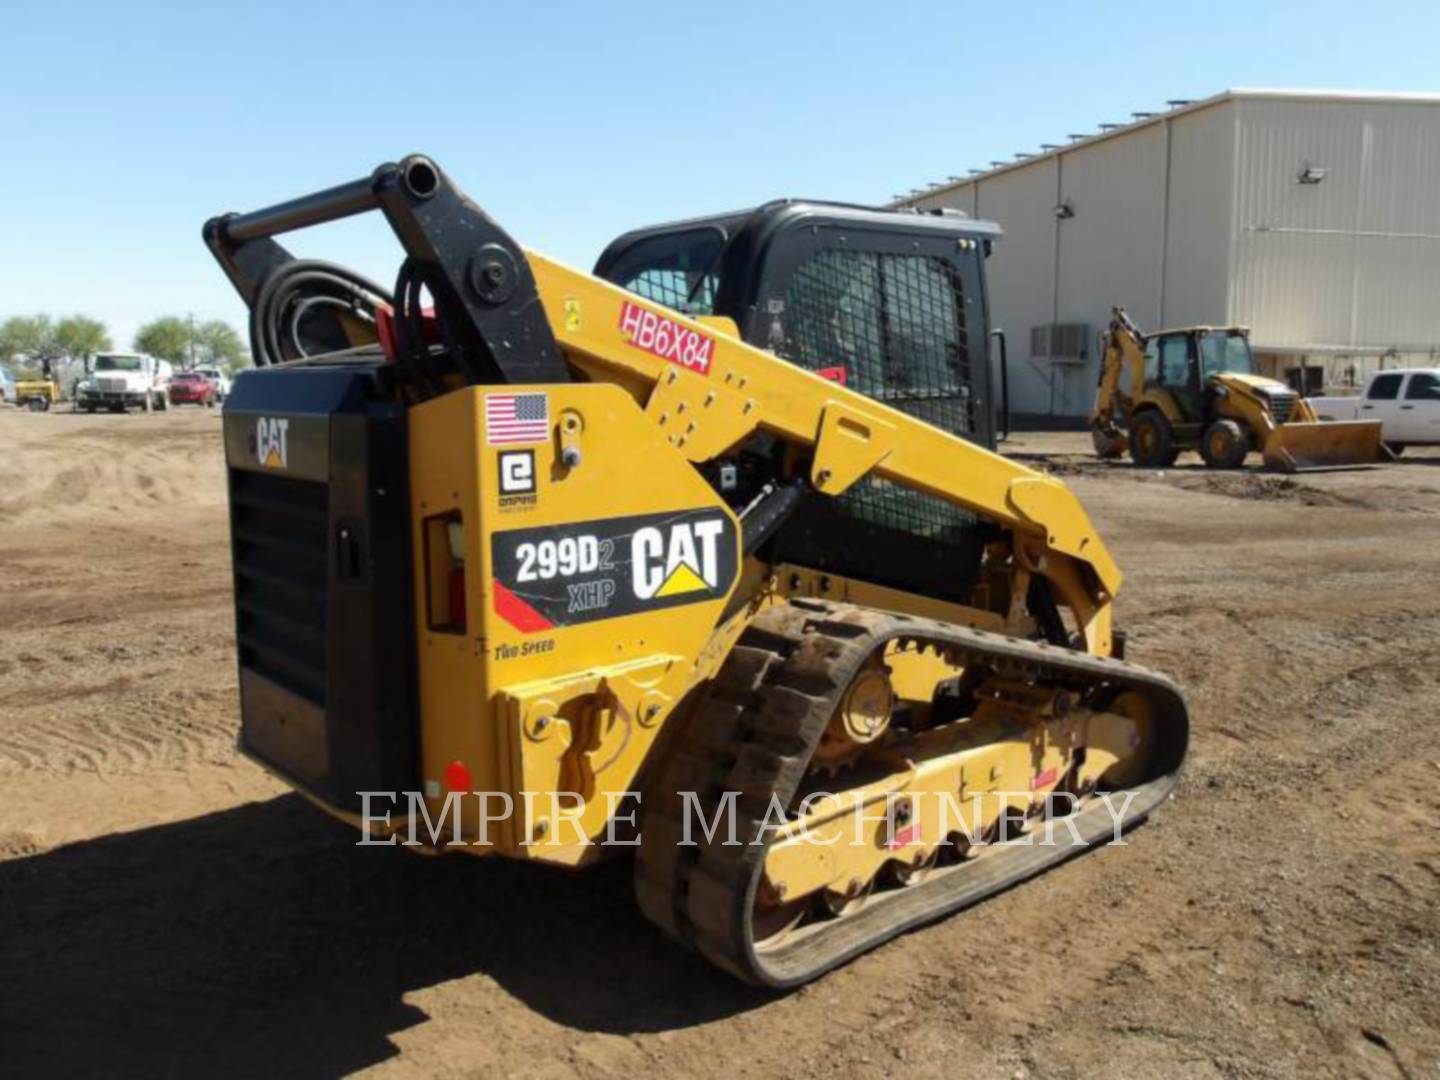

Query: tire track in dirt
[0,410,235,778]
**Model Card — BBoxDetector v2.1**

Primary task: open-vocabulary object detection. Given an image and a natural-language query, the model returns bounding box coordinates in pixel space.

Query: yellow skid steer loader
[204,158,1188,987]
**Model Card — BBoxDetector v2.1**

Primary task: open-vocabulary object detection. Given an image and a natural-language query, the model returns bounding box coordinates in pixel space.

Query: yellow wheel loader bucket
[1261,420,1386,473]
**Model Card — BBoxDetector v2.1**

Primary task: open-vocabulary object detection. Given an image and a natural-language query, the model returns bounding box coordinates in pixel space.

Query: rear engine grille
[230,470,329,705]
[1269,393,1296,425]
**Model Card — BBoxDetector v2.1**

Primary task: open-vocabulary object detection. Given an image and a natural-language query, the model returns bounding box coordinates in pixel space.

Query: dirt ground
[1,406,1437,1079]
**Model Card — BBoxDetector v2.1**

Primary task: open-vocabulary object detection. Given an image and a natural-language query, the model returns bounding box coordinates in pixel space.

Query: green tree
[0,314,60,367]
[194,319,246,369]
[0,313,112,393]
[133,317,191,365]
[133,315,248,369]
[54,315,112,360]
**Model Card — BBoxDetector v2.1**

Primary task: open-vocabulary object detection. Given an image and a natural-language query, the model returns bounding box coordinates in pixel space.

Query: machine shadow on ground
[0,794,769,1077]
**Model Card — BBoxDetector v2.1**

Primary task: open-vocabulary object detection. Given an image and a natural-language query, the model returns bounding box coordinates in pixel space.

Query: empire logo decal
[255,417,289,469]
[490,509,738,633]
[618,301,715,376]
[495,449,541,515]
[499,451,536,494]
[497,450,539,512]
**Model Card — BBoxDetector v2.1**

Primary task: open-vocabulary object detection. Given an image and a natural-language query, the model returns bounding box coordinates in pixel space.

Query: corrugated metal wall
[1162,104,1235,329]
[1232,98,1440,354]
[1052,123,1169,416]
[915,163,1062,414]
[913,105,1235,416]
[910,94,1440,416]
[974,163,1065,414]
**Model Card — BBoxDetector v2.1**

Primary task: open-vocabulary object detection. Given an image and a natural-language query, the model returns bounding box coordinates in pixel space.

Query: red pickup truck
[168,371,217,407]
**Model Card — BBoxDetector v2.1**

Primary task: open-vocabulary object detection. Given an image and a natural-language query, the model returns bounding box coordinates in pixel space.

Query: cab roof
[1144,325,1251,339]
[597,198,1001,273]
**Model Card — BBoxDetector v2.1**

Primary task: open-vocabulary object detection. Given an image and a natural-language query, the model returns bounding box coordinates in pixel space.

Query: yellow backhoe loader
[204,158,1188,987]
[14,359,60,411]
[1090,307,1384,471]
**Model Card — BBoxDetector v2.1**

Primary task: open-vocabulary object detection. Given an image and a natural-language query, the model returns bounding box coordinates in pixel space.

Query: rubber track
[634,598,1190,987]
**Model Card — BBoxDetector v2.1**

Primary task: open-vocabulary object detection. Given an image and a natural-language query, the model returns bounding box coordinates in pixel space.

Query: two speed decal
[490,509,738,633]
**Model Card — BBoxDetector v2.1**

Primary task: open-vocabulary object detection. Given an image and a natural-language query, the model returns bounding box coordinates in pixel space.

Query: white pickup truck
[1312,368,1440,453]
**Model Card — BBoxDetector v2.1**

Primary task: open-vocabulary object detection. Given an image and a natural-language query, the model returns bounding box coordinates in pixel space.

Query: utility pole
[188,313,197,371]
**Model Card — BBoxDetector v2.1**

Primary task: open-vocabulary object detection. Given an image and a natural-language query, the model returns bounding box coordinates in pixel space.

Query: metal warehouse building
[898,89,1440,418]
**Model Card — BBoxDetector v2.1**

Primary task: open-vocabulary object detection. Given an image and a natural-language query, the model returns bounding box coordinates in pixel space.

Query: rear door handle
[335,522,364,580]
[1361,404,1375,410]
[1400,404,1415,410]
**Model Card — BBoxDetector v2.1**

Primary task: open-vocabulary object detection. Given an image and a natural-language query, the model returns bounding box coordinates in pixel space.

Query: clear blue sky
[3,0,1437,353]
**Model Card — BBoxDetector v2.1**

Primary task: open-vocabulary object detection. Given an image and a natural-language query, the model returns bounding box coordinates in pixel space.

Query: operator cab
[597,201,1005,606]
[596,201,1003,450]
[1142,327,1254,422]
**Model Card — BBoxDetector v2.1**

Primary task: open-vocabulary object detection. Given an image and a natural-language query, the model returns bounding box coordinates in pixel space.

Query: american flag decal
[485,392,550,445]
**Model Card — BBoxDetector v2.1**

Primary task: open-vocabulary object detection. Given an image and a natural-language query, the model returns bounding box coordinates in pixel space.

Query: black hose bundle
[249,260,393,366]
[249,256,490,405]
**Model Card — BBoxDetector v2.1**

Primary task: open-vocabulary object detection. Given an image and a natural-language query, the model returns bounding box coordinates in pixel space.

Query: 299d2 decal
[490,509,738,633]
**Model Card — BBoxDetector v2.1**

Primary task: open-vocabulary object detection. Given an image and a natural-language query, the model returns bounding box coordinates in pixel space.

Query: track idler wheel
[812,655,893,774]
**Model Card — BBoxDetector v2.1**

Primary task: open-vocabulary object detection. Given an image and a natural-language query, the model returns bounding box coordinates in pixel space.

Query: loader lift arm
[529,255,1120,598]
[204,158,569,386]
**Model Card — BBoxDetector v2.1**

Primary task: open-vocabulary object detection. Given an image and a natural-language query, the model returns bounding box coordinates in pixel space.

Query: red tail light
[447,566,467,633]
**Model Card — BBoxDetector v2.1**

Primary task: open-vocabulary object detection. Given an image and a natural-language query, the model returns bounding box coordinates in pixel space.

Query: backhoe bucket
[1091,426,1127,459]
[1261,420,1386,473]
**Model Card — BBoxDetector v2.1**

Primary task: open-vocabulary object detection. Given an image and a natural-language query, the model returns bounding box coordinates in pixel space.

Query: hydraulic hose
[249,260,393,366]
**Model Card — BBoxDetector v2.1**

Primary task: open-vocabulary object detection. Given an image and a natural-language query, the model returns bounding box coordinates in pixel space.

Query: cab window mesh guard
[781,249,977,539]
[625,267,719,313]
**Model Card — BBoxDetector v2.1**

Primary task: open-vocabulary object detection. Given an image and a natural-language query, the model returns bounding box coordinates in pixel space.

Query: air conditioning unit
[1029,323,1090,363]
